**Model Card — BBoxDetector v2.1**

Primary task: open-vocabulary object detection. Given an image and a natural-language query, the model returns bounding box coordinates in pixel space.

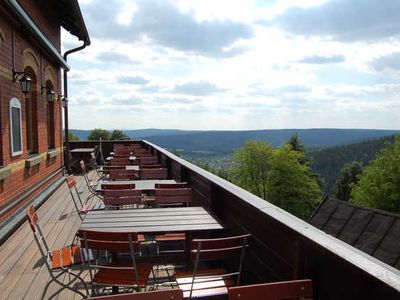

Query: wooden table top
[70,148,94,153]
[97,179,177,191]
[80,207,225,233]
[100,165,139,171]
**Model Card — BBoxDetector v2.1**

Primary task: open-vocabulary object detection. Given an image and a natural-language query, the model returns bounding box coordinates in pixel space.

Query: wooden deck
[0,173,99,300]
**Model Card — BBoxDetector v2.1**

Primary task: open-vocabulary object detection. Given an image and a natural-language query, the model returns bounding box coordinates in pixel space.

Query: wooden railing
[70,140,400,300]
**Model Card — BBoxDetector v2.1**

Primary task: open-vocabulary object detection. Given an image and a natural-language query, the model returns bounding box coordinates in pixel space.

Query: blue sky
[63,0,400,130]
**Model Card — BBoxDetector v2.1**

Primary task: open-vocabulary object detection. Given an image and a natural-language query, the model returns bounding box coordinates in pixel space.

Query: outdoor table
[79,206,225,234]
[97,179,178,193]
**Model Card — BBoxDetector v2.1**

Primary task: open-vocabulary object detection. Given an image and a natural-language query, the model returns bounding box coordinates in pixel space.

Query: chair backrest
[190,234,250,262]
[154,182,188,189]
[101,183,136,190]
[66,175,85,219]
[113,153,131,158]
[128,144,143,151]
[139,156,158,165]
[228,279,313,300]
[78,229,141,252]
[103,189,143,207]
[140,168,168,180]
[26,205,52,271]
[87,289,184,300]
[189,233,250,296]
[109,169,138,181]
[155,188,192,206]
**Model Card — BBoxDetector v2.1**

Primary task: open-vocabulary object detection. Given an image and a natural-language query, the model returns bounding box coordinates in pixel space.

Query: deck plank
[0,173,100,300]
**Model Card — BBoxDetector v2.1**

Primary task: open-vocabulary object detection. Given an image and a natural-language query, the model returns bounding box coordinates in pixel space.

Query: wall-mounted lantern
[13,71,32,94]
[41,86,55,102]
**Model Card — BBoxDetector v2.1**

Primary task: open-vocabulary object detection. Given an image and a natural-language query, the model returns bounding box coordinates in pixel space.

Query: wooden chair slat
[228,279,313,300]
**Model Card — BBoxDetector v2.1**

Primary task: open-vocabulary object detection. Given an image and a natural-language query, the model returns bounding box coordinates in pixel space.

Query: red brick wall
[0,2,64,222]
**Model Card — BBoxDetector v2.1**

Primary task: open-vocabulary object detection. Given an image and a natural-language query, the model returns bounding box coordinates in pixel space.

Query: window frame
[10,97,23,156]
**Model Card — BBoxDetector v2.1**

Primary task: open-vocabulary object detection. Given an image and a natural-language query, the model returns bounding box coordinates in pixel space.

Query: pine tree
[334,161,362,201]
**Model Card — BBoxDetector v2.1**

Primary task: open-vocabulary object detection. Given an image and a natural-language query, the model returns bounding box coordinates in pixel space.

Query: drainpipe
[63,42,89,174]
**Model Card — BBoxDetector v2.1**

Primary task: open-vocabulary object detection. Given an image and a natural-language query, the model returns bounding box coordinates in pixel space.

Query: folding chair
[26,205,89,298]
[175,234,251,299]
[228,279,313,300]
[90,152,105,179]
[103,189,144,209]
[66,175,104,219]
[87,289,183,299]
[77,229,154,295]
[140,168,168,180]
[80,160,102,200]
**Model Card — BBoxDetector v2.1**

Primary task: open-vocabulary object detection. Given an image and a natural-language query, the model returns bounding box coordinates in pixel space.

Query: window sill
[0,166,12,181]
[47,149,60,159]
[25,155,42,168]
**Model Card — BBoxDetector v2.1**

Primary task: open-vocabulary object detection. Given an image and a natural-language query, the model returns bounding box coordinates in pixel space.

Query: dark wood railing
[70,140,400,300]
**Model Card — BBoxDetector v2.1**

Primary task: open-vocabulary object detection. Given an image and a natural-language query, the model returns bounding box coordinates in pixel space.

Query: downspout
[63,42,89,174]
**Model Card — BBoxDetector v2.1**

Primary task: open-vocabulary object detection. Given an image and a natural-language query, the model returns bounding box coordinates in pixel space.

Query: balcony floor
[0,174,99,300]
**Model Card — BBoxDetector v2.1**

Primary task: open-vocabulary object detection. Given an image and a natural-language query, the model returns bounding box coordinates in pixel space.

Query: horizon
[70,127,400,132]
[64,0,400,130]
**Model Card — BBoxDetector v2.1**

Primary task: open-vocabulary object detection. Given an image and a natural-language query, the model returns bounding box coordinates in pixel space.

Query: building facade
[0,0,89,233]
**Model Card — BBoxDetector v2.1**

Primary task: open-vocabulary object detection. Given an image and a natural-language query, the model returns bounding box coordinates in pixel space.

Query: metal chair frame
[26,205,89,298]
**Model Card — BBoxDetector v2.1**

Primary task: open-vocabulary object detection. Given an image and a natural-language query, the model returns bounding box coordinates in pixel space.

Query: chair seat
[176,268,235,298]
[51,245,82,269]
[93,262,153,287]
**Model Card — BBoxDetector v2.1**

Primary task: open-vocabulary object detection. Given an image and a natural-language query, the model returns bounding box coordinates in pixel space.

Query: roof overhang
[56,0,91,46]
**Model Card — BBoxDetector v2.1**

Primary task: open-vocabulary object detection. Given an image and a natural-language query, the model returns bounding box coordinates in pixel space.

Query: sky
[62,0,400,130]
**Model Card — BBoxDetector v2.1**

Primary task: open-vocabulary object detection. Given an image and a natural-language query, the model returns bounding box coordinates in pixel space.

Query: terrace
[0,140,400,299]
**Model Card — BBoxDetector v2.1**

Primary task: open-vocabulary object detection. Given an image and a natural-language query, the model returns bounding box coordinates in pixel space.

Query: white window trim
[10,97,23,156]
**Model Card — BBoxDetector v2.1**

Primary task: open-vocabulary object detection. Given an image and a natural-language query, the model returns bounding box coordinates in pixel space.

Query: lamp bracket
[13,70,25,82]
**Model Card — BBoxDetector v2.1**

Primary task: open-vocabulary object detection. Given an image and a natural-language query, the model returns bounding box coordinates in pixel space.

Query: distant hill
[70,128,199,140]
[143,129,400,155]
[308,135,397,194]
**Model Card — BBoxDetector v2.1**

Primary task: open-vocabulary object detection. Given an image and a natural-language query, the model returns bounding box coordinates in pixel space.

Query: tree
[287,132,305,153]
[266,145,321,220]
[334,161,362,201]
[351,136,400,213]
[110,129,129,140]
[87,128,110,140]
[232,140,274,200]
[68,131,79,141]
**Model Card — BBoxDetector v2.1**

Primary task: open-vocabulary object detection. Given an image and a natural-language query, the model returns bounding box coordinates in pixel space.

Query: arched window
[24,67,38,154]
[46,80,55,149]
[10,98,23,156]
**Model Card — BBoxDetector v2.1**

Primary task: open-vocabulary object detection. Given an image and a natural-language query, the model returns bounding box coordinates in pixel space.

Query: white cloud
[63,0,400,130]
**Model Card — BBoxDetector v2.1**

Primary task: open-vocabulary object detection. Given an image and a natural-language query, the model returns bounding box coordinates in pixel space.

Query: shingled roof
[309,196,400,270]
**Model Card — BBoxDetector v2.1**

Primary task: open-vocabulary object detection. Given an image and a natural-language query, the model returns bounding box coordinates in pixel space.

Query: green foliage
[87,128,110,141]
[68,131,79,141]
[308,135,396,193]
[232,141,274,200]
[334,161,363,201]
[351,136,400,213]
[110,129,129,140]
[266,146,321,219]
